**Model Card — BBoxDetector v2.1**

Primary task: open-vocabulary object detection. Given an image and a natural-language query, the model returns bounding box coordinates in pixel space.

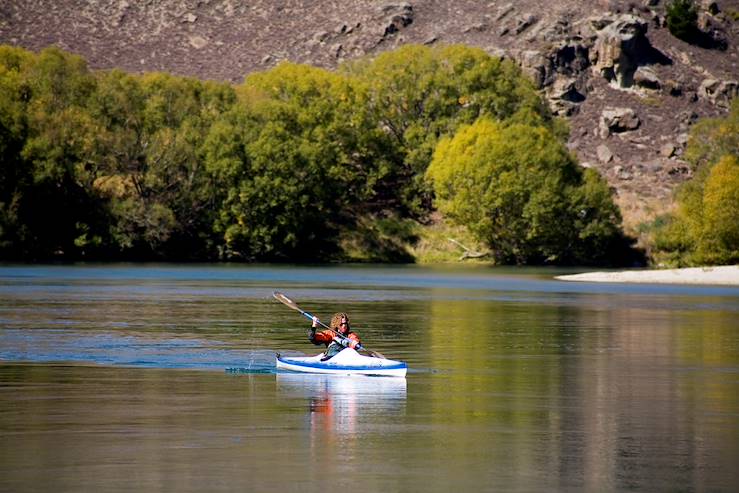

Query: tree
[0,47,108,260]
[662,155,739,265]
[0,46,33,257]
[653,101,739,266]
[666,0,698,42]
[343,44,551,216]
[426,118,625,265]
[684,98,739,170]
[209,62,385,260]
[90,70,236,259]
[568,168,629,263]
[699,155,739,262]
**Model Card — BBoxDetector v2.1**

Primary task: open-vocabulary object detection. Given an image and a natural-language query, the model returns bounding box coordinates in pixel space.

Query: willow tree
[206,62,390,260]
[684,98,739,169]
[426,118,624,265]
[0,46,107,260]
[343,44,553,216]
[0,46,33,257]
[90,70,236,259]
[657,155,739,265]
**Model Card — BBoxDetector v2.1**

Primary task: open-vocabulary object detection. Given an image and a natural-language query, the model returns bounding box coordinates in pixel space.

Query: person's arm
[308,316,318,344]
[312,330,335,345]
[308,317,335,345]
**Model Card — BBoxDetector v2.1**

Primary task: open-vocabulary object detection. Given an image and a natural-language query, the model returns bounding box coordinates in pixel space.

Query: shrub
[685,98,739,170]
[654,155,739,266]
[666,0,699,42]
[652,97,739,266]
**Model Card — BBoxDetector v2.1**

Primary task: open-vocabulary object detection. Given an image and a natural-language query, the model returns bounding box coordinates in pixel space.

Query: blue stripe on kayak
[277,356,406,371]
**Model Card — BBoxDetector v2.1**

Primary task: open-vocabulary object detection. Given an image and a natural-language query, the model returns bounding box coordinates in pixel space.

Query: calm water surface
[1,264,738,492]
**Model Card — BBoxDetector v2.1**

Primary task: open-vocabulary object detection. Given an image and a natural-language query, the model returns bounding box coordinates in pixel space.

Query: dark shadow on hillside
[690,29,729,51]
[636,38,673,67]
[670,25,729,51]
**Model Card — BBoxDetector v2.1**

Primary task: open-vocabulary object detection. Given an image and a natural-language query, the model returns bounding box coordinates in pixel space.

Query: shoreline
[555,265,739,286]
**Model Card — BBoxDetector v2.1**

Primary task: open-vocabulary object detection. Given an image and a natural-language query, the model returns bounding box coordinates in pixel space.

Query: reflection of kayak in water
[276,372,407,435]
[276,348,407,377]
[276,372,407,398]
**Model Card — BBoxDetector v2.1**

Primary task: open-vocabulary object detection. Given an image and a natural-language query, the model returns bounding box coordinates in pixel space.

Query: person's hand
[311,316,319,328]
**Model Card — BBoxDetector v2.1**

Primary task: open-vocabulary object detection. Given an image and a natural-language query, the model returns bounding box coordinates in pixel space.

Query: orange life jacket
[310,329,361,349]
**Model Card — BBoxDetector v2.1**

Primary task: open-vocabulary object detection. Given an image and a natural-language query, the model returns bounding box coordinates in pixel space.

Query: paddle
[272,291,386,359]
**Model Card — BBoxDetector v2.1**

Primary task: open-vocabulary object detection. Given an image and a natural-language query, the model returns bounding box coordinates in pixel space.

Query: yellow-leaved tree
[654,100,739,265]
[426,118,628,265]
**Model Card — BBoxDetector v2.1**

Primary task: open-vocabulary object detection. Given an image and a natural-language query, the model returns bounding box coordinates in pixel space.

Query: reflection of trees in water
[421,296,571,483]
[571,302,739,489]
[421,295,739,489]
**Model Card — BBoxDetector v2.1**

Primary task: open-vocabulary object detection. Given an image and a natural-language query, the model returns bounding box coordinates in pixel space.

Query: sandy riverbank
[555,265,739,286]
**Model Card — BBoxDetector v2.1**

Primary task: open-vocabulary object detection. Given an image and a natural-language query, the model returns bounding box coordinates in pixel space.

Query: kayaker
[309,312,363,359]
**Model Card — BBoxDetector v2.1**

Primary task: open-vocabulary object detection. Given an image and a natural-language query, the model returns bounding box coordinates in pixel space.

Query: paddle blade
[273,291,300,311]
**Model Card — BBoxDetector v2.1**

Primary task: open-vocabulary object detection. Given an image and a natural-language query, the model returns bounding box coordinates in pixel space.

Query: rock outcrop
[699,78,739,109]
[380,3,414,37]
[600,107,641,138]
[590,15,650,87]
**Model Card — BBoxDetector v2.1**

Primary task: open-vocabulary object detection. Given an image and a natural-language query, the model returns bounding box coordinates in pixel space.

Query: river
[1,264,737,491]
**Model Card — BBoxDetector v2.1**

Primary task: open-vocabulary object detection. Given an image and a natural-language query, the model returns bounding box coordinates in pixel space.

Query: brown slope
[2,0,738,232]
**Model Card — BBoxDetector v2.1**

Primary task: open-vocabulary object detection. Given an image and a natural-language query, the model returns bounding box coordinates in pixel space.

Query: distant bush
[685,98,739,169]
[666,0,699,42]
[655,156,739,265]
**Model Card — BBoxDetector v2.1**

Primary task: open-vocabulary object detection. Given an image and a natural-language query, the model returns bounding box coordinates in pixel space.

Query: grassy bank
[338,215,490,264]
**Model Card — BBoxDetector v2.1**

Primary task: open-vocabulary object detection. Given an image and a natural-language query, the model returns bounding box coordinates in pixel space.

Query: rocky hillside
[2,0,738,230]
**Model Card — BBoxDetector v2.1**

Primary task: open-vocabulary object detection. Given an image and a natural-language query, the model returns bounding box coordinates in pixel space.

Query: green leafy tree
[568,169,627,262]
[0,46,33,256]
[666,0,699,42]
[426,118,625,265]
[343,44,551,216]
[0,47,108,260]
[90,70,236,258]
[699,155,739,262]
[684,98,739,169]
[209,62,391,260]
[661,155,739,265]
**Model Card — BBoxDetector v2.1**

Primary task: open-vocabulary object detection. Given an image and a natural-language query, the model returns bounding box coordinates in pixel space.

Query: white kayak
[276,348,407,377]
